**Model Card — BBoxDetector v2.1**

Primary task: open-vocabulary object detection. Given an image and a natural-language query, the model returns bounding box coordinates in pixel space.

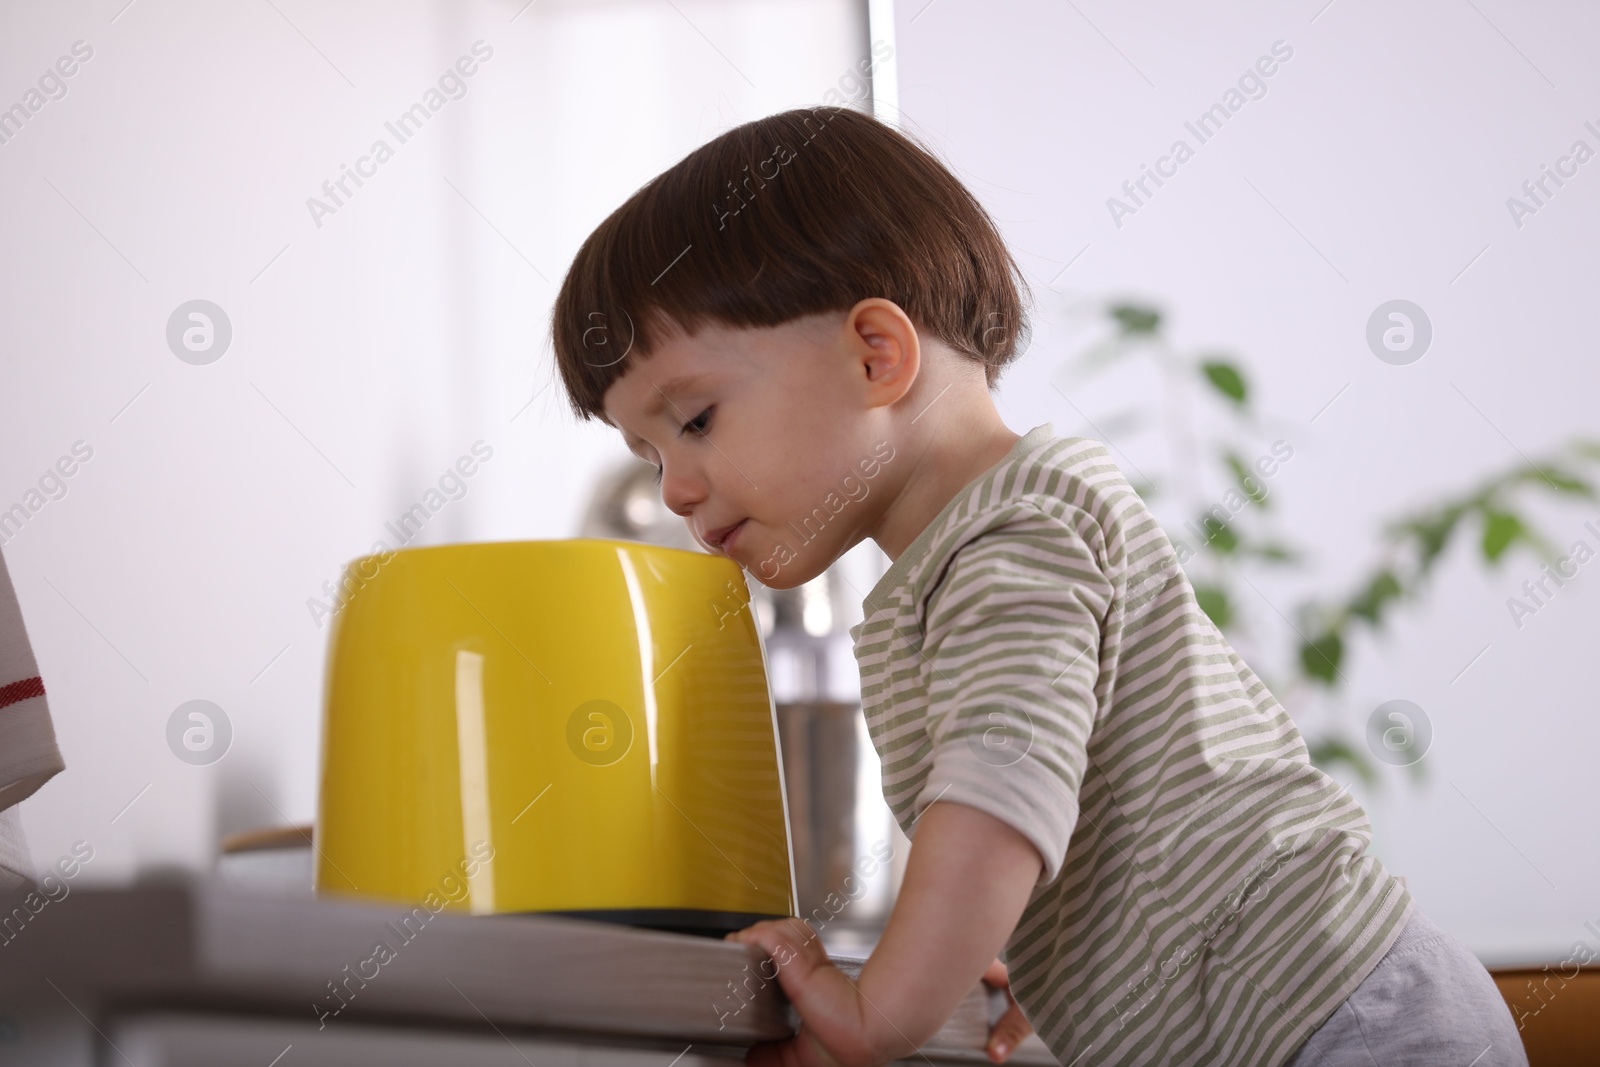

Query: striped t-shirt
[849,424,1411,1067]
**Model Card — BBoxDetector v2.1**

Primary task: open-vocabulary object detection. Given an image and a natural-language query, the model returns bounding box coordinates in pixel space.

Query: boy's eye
[646,407,712,487]
[680,406,713,437]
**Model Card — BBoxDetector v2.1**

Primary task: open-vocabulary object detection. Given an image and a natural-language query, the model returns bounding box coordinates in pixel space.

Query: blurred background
[1,0,1596,973]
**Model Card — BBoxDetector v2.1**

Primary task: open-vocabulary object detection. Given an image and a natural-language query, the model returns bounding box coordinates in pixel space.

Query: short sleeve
[909,502,1112,888]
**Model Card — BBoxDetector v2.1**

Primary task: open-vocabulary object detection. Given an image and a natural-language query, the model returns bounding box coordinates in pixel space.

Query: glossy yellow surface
[314,538,797,920]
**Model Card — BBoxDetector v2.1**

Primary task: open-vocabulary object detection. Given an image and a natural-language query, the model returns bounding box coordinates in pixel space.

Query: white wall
[889,0,1599,963]
[1,0,869,881]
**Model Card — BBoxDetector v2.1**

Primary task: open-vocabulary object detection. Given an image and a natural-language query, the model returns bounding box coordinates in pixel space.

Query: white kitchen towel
[0,548,65,888]
[0,807,34,891]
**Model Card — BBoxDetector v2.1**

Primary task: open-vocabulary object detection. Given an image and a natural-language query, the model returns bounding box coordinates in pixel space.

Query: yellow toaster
[313,538,797,936]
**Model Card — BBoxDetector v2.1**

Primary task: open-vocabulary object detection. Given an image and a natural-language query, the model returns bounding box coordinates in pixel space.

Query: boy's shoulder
[859,426,1147,624]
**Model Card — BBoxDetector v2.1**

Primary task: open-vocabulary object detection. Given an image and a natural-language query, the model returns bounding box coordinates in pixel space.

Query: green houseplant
[1053,301,1600,784]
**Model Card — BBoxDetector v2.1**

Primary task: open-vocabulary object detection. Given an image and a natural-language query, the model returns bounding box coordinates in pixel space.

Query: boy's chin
[748,569,807,592]
[741,547,834,591]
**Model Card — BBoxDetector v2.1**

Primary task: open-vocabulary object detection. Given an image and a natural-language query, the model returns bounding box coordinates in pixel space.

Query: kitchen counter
[0,877,1060,1067]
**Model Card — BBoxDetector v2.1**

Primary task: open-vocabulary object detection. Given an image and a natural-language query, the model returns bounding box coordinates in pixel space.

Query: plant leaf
[1201,361,1248,406]
[1527,468,1593,496]
[1403,508,1462,572]
[1243,542,1299,564]
[1480,509,1524,563]
[1197,515,1238,554]
[1299,630,1343,685]
[1192,585,1232,629]
[1348,570,1402,624]
[1226,452,1270,508]
[1110,304,1161,335]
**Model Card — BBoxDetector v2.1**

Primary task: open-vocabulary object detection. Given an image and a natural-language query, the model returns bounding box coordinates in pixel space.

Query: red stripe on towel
[0,676,45,710]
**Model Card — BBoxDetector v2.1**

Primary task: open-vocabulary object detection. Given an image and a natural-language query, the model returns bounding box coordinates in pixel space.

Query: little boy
[549,106,1524,1067]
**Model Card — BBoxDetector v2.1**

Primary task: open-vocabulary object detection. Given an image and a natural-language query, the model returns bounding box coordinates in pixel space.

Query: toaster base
[540,907,793,939]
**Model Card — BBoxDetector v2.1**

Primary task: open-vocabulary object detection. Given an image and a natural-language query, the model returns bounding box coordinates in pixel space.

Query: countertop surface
[0,877,1059,1066]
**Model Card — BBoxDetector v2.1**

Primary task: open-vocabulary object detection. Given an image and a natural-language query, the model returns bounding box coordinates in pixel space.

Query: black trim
[535,908,789,939]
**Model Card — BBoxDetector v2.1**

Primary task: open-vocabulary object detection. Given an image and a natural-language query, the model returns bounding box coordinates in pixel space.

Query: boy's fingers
[986,1002,1034,1062]
[732,920,838,1004]
[740,919,800,958]
[981,958,1032,1061]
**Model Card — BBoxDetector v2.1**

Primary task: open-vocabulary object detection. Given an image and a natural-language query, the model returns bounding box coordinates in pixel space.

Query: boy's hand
[725,804,1043,1067]
[980,959,1034,1063]
[725,919,872,1067]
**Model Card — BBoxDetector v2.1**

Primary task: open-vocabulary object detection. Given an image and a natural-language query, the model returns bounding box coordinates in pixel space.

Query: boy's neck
[869,400,1023,563]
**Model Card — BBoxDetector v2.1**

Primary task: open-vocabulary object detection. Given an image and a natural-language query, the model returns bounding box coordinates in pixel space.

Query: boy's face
[600,307,904,589]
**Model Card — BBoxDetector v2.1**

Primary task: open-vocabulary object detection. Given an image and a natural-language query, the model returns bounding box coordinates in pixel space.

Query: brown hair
[549,105,1032,423]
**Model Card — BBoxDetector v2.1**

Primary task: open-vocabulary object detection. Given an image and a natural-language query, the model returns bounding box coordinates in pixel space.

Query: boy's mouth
[704,519,747,553]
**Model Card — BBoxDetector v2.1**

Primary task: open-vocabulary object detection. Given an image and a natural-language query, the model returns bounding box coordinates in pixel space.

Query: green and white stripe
[849,424,1410,1067]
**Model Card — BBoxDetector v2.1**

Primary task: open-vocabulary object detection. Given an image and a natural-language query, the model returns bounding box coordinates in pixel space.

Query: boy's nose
[660,464,707,518]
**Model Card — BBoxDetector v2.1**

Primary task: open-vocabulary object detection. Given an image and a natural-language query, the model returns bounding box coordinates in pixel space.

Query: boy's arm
[727,800,1044,1067]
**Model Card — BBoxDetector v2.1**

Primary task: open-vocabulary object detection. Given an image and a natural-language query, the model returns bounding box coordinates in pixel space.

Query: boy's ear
[845,298,919,409]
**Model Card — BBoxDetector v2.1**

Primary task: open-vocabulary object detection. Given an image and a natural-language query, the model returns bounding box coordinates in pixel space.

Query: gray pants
[1284,907,1527,1067]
